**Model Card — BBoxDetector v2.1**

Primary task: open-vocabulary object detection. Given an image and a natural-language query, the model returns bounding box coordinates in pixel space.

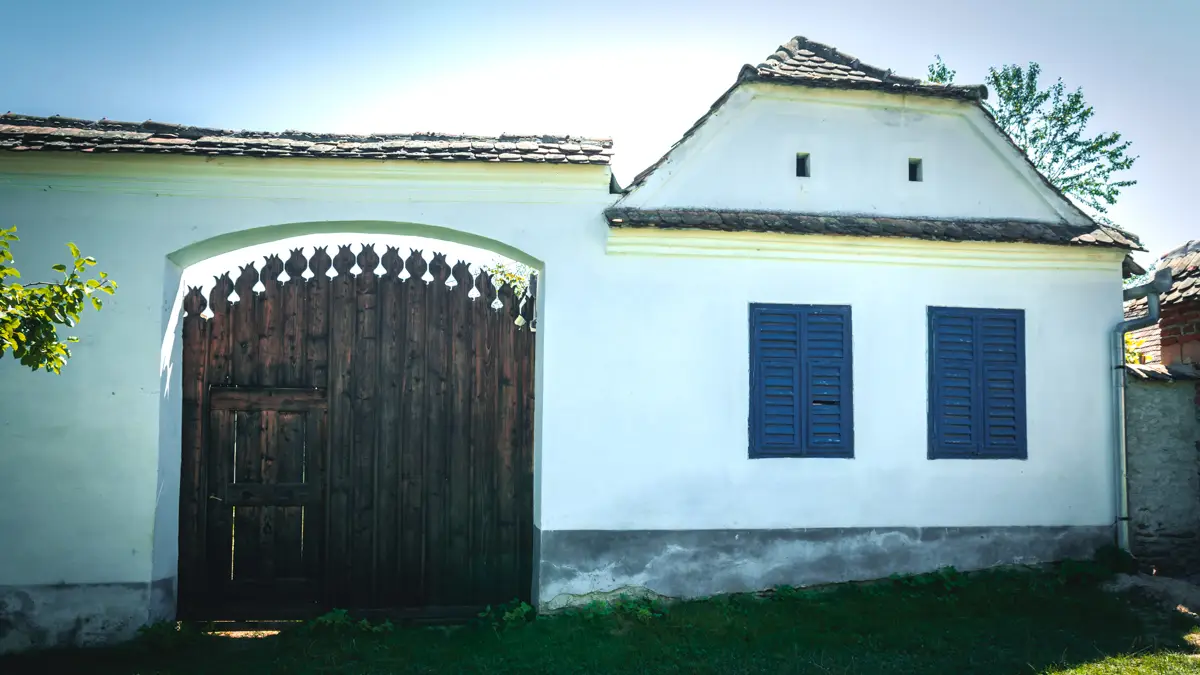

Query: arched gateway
[178,244,535,620]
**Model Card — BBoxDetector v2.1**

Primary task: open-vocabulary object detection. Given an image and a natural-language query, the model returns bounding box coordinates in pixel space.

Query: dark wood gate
[178,245,535,620]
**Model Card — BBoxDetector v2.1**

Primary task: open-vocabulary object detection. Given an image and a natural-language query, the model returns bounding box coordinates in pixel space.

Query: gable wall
[623,84,1080,224]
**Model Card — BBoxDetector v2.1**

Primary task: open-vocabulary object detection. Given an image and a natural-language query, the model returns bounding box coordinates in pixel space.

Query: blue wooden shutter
[801,307,853,456]
[751,304,853,458]
[978,310,1027,458]
[928,307,1026,459]
[929,308,980,457]
[751,307,802,455]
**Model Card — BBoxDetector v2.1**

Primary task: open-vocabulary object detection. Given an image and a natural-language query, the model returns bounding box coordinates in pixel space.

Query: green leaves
[0,227,118,373]
[927,58,1136,215]
[926,55,955,85]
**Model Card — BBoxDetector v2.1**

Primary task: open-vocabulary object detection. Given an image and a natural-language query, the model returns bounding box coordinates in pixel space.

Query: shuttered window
[749,304,853,458]
[928,307,1027,459]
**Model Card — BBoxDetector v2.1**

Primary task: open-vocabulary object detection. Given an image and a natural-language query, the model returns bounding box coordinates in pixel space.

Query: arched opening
[161,221,541,621]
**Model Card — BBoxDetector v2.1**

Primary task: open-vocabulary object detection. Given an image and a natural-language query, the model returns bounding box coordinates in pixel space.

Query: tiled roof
[1157,241,1200,305]
[1127,240,1200,312]
[622,35,985,193]
[0,114,613,165]
[753,37,986,100]
[604,207,1141,250]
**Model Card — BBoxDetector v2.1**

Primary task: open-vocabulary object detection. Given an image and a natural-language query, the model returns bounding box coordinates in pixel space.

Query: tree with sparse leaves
[927,55,1136,215]
[0,227,117,373]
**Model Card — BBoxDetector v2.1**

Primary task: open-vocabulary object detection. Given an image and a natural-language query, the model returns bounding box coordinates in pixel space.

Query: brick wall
[1125,378,1200,575]
[1157,301,1200,365]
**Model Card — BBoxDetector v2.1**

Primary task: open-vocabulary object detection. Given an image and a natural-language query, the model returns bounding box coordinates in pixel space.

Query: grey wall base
[0,577,175,654]
[537,526,1113,609]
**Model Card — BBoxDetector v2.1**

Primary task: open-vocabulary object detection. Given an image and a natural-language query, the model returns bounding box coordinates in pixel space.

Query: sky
[4,0,1196,265]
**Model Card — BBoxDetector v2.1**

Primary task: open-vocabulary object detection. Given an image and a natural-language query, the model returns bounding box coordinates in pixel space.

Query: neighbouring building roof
[1123,241,1200,365]
[1157,241,1200,305]
[1127,240,1200,312]
[0,114,613,165]
[1124,362,1200,382]
[604,208,1141,250]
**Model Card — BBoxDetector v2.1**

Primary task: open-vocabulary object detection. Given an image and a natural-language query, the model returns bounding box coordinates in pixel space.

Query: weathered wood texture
[179,246,536,620]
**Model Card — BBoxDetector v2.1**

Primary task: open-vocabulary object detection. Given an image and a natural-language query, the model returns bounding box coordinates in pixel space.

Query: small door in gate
[203,386,328,618]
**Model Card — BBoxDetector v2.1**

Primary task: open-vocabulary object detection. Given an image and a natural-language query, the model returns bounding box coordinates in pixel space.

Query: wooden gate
[178,245,535,620]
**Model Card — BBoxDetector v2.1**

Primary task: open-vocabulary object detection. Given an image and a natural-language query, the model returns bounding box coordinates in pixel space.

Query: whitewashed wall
[0,153,612,594]
[622,83,1093,226]
[0,79,1125,641]
[551,232,1123,529]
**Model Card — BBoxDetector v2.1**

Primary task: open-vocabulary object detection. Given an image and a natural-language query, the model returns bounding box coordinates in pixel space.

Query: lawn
[4,564,1198,674]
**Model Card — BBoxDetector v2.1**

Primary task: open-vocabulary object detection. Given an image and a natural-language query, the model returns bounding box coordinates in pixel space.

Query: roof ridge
[604,207,1140,250]
[0,113,614,165]
[0,113,613,145]
[768,36,917,85]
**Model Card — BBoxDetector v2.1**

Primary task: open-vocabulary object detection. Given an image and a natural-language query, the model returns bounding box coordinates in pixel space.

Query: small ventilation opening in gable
[909,158,923,182]
[796,153,811,178]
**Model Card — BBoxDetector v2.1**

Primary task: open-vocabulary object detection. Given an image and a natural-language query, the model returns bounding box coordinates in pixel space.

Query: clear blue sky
[5,0,1194,263]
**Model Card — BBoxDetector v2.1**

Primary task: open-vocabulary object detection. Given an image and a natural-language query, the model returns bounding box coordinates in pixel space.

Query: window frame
[927,306,1028,460]
[748,303,854,459]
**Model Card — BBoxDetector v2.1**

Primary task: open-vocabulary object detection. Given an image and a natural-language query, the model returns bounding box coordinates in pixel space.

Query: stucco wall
[0,141,1123,647]
[621,84,1089,226]
[1125,378,1200,574]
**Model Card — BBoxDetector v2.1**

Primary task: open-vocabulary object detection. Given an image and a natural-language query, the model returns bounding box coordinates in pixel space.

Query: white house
[0,36,1141,652]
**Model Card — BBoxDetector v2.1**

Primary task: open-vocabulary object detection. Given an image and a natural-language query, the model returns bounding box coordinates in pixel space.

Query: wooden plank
[258,410,279,582]
[229,265,262,584]
[494,282,520,602]
[231,264,260,387]
[229,266,262,585]
[281,250,308,388]
[303,409,329,601]
[233,411,263,582]
[209,388,327,412]
[273,423,307,579]
[276,252,308,588]
[225,480,320,507]
[351,244,380,607]
[179,288,209,611]
[207,274,235,388]
[257,255,284,386]
[423,253,452,606]
[446,261,474,605]
[472,270,499,602]
[515,308,536,603]
[303,248,332,609]
[254,259,282,589]
[399,250,429,608]
[325,245,358,608]
[375,247,406,607]
[205,408,235,603]
[305,247,332,390]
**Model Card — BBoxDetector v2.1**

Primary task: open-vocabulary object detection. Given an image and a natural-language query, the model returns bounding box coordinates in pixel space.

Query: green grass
[4,565,1197,675]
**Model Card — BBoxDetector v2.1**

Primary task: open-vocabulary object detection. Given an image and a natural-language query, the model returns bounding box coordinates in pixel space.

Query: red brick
[1163,336,1180,346]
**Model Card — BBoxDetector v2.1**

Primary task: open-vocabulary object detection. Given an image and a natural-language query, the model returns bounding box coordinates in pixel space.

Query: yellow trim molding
[606,227,1125,271]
